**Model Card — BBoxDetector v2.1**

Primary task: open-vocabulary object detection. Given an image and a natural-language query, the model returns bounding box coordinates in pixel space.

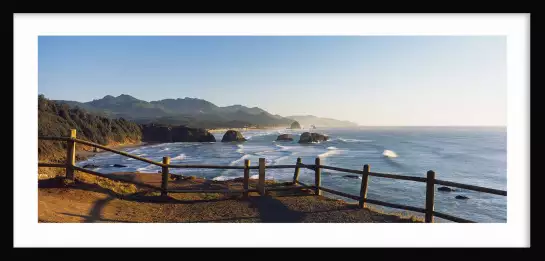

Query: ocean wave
[273,156,290,165]
[236,144,244,153]
[172,154,186,160]
[229,154,251,166]
[318,149,342,158]
[249,174,274,180]
[136,164,158,172]
[127,149,141,154]
[383,150,398,158]
[327,146,338,150]
[339,138,373,143]
[245,131,280,140]
[212,176,237,181]
[275,144,295,151]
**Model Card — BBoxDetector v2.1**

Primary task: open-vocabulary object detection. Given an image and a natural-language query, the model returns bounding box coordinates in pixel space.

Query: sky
[38,36,506,126]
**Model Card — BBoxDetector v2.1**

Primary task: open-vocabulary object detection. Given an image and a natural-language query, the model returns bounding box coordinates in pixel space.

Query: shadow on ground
[38,177,418,223]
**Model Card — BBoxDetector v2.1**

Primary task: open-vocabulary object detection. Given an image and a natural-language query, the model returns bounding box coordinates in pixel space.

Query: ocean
[76,126,507,223]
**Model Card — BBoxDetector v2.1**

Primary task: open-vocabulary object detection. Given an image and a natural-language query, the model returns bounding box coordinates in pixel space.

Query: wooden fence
[38,130,507,223]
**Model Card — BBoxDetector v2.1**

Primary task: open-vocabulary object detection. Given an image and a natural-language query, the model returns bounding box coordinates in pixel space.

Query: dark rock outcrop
[455,195,469,200]
[82,164,99,169]
[112,164,127,168]
[169,174,183,181]
[290,121,301,129]
[298,132,329,143]
[141,124,216,142]
[438,186,456,192]
[221,130,247,142]
[276,134,294,141]
[343,175,360,179]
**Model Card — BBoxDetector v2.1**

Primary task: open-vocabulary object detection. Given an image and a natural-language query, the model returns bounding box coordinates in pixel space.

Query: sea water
[77,126,506,223]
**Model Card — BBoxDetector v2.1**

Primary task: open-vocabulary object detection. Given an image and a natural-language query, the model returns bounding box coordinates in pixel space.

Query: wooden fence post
[359,164,370,208]
[425,170,436,223]
[161,156,170,196]
[65,129,77,180]
[243,159,250,198]
[315,157,322,196]
[258,158,266,196]
[292,157,302,185]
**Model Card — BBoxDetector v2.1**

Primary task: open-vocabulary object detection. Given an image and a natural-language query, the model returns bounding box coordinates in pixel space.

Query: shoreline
[76,142,152,162]
[207,127,287,133]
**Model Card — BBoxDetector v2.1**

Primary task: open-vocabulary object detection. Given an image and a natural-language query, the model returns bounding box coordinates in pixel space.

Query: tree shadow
[39,177,322,223]
[247,195,306,223]
[59,212,133,223]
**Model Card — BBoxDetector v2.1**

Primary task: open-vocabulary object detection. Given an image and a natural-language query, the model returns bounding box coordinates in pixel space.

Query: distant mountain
[151,97,219,114]
[285,115,359,128]
[54,94,293,128]
[220,105,267,115]
[54,94,357,129]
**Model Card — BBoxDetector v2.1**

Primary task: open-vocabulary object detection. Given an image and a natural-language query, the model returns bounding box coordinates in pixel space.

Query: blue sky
[38,36,506,126]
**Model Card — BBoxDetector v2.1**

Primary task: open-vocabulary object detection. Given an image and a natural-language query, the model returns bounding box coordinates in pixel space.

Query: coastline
[207,127,287,133]
[76,141,152,162]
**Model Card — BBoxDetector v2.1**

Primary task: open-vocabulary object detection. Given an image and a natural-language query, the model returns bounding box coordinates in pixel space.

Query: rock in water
[221,130,247,142]
[455,195,469,200]
[82,164,99,169]
[298,132,329,143]
[290,121,301,129]
[343,175,360,179]
[276,134,294,141]
[112,164,127,168]
[438,186,456,192]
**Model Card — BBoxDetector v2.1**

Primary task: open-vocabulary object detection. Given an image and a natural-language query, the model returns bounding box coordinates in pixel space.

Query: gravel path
[38,173,420,223]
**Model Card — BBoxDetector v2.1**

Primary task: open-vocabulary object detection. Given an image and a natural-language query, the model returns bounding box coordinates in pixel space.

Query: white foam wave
[318,149,342,158]
[212,176,237,181]
[383,150,398,158]
[275,144,295,151]
[244,131,278,140]
[172,154,186,160]
[249,174,274,180]
[339,138,372,143]
[127,149,141,154]
[229,154,251,166]
[236,144,244,153]
[327,146,338,150]
[136,164,157,172]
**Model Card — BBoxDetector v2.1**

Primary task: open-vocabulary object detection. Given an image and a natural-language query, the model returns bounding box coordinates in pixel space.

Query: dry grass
[39,172,423,223]
[365,205,425,222]
[75,171,138,195]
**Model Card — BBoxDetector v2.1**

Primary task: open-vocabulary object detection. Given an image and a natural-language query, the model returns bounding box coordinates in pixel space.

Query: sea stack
[221,130,247,142]
[298,132,329,143]
[276,134,294,141]
[290,121,301,129]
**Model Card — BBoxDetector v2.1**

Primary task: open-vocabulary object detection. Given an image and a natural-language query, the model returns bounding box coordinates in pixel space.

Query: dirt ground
[38,172,421,223]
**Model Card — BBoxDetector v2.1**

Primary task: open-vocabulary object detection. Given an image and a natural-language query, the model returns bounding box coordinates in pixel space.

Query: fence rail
[38,130,507,223]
